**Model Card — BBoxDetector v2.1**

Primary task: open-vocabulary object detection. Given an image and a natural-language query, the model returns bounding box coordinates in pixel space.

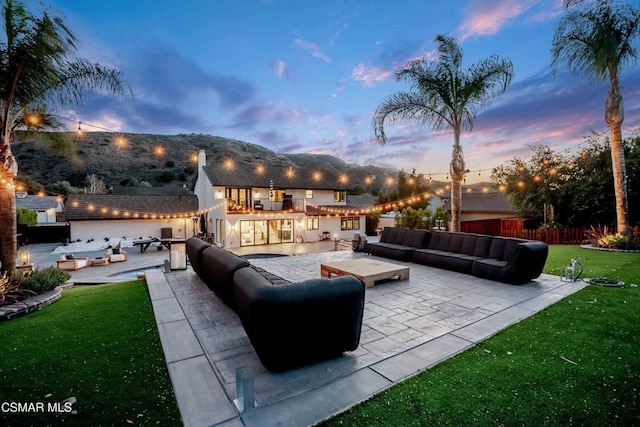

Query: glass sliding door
[254,220,268,245]
[239,219,294,246]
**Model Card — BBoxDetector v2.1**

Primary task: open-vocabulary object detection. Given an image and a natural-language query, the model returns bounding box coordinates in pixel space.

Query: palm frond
[552,1,640,81]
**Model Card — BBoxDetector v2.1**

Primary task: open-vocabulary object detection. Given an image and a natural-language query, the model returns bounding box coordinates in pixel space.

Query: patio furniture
[90,257,109,267]
[132,238,159,252]
[107,250,128,263]
[363,227,431,261]
[56,255,89,271]
[234,266,365,371]
[364,227,548,285]
[320,258,409,288]
[186,237,366,371]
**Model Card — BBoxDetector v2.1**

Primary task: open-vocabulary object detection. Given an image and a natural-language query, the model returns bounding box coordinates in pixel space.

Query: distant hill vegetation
[12,132,399,193]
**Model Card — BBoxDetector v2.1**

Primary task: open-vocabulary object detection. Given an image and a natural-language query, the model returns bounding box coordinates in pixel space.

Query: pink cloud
[351,64,393,87]
[293,38,331,63]
[276,60,285,78]
[458,0,539,40]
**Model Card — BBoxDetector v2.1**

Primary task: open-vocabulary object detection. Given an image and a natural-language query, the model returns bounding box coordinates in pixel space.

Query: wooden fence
[501,228,590,245]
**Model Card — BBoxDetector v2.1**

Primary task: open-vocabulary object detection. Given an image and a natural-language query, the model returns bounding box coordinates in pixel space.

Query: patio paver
[148,249,588,426]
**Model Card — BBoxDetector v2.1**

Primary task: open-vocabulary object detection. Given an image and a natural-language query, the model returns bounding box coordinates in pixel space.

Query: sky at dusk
[25,0,640,183]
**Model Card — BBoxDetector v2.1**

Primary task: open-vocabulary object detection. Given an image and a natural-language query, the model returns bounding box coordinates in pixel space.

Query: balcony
[226,196,305,214]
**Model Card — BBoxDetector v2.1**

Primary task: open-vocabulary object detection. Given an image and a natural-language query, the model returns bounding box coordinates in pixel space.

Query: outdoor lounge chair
[56,255,89,271]
[107,249,128,263]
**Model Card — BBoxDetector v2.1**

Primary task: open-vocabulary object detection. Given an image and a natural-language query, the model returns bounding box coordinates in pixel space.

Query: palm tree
[373,34,513,232]
[0,0,130,273]
[552,0,640,235]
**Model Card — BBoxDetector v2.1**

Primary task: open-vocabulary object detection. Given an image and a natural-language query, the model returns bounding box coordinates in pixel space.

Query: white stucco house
[63,192,199,242]
[15,192,64,223]
[193,150,369,249]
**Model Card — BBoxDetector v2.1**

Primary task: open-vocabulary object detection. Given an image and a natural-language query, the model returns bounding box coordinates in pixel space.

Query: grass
[0,280,181,426]
[1,245,638,426]
[322,245,640,426]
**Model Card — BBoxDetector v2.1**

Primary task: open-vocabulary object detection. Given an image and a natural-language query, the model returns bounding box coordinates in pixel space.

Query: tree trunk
[0,130,18,273]
[605,72,628,236]
[0,184,17,273]
[449,131,466,232]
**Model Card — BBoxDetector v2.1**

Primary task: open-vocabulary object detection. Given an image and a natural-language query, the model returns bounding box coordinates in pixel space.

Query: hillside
[11,132,398,193]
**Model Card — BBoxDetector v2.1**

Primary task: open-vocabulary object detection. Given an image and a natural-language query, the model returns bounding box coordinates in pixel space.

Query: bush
[13,267,70,295]
[585,225,640,250]
[156,170,175,183]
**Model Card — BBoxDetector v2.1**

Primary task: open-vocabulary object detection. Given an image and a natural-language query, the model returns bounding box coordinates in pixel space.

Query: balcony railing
[226,197,305,214]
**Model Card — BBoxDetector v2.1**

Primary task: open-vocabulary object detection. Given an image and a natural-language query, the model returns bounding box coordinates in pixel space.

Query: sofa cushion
[403,229,430,248]
[489,238,521,261]
[394,228,409,245]
[473,235,492,257]
[380,227,398,243]
[447,233,465,253]
[186,237,212,277]
[201,246,250,309]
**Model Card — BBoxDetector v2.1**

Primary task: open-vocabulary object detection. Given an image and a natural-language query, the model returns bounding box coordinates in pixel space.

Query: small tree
[0,0,130,272]
[552,0,640,235]
[85,173,107,194]
[373,34,513,232]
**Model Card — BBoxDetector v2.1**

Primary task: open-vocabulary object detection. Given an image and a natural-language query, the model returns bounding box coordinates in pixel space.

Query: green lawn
[1,246,638,426]
[0,280,181,426]
[322,245,640,426]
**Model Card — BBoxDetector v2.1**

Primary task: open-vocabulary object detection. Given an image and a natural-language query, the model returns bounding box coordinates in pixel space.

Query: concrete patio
[146,247,588,427]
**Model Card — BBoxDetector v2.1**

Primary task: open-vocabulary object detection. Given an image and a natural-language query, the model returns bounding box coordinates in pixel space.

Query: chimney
[198,150,206,169]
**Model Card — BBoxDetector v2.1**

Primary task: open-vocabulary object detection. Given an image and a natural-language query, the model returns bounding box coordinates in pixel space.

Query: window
[226,187,251,209]
[334,190,346,202]
[307,216,319,230]
[305,189,313,199]
[269,189,285,202]
[340,216,360,231]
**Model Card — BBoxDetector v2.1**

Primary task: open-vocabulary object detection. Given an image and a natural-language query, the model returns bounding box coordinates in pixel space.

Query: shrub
[13,267,70,295]
[156,170,175,183]
[585,225,640,250]
[0,272,36,307]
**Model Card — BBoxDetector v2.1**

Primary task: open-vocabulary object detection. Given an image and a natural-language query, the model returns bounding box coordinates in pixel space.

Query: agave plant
[585,224,640,249]
[0,272,36,307]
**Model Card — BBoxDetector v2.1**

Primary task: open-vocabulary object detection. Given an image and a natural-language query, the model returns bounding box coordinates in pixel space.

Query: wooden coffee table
[320,258,410,288]
[90,258,109,267]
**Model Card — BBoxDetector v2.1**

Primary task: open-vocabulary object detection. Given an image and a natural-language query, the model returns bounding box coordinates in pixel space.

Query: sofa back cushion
[472,235,492,257]
[403,229,431,248]
[201,246,250,308]
[428,231,451,251]
[186,237,212,277]
[460,234,478,255]
[447,233,465,253]
[395,228,409,245]
[380,227,398,243]
[488,237,521,261]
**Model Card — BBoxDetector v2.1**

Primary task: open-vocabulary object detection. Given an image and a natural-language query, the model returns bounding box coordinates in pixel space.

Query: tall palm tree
[552,0,640,236]
[0,0,130,273]
[373,34,513,232]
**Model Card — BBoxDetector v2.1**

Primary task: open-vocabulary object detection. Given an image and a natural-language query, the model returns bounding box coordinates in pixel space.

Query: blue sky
[30,0,640,183]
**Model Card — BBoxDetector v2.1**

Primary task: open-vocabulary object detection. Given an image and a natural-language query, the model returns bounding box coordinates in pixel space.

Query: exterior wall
[36,208,58,223]
[461,212,514,222]
[306,190,346,205]
[69,218,195,242]
[301,214,366,243]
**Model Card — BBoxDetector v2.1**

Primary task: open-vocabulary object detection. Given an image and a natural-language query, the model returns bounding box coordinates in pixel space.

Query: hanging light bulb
[76,122,83,136]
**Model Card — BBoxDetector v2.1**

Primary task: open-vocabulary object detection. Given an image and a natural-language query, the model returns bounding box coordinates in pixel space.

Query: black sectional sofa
[185,238,366,371]
[362,227,431,261]
[365,227,548,285]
